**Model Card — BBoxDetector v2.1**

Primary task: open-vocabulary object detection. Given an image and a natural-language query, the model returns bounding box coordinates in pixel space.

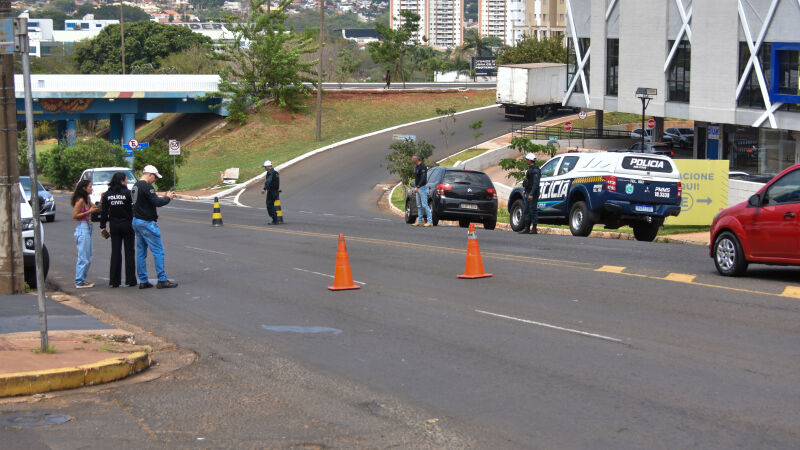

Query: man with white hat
[519,153,541,234]
[260,160,282,225]
[131,165,178,288]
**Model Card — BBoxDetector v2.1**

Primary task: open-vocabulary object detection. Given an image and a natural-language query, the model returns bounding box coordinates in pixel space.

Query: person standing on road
[100,172,137,288]
[260,160,282,225]
[518,153,541,234]
[384,69,391,89]
[71,179,100,288]
[412,154,433,227]
[131,165,178,289]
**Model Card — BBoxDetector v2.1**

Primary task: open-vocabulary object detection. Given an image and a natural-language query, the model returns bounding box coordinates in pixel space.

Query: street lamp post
[635,87,657,150]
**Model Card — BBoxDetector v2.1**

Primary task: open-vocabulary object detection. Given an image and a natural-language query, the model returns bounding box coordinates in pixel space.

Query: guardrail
[511,124,632,140]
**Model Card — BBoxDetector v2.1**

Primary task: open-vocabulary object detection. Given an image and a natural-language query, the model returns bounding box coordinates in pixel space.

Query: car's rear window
[443,171,492,186]
[621,156,673,173]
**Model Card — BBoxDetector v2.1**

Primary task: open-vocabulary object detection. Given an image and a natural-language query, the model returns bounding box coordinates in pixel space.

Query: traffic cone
[212,197,223,227]
[275,198,284,224]
[328,234,361,291]
[458,224,492,279]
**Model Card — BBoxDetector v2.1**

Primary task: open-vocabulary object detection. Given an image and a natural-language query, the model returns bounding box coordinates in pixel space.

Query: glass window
[606,39,619,96]
[764,170,800,205]
[667,40,691,102]
[776,49,799,96]
[567,38,590,94]
[443,171,493,187]
[540,157,561,177]
[558,156,579,175]
[738,42,800,112]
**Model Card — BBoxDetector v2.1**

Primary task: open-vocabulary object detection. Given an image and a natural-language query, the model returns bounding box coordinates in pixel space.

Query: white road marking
[298,211,313,214]
[185,246,229,256]
[475,309,625,345]
[293,267,366,285]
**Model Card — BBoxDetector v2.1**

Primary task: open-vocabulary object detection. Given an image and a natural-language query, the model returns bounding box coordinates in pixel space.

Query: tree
[91,5,151,22]
[496,35,567,65]
[498,137,550,182]
[384,138,435,188]
[158,45,222,74]
[74,21,212,74]
[133,140,186,190]
[39,139,127,188]
[460,29,496,57]
[217,0,318,123]
[335,48,361,87]
[436,106,457,152]
[368,9,421,88]
[35,10,69,30]
[469,120,483,148]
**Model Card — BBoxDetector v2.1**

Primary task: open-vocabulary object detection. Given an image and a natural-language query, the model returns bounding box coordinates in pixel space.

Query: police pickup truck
[507,152,682,241]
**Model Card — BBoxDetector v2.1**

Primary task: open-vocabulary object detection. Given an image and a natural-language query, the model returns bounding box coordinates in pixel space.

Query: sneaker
[75,282,95,289]
[126,282,138,287]
[139,282,154,289]
[517,228,530,234]
[109,284,120,288]
[423,222,433,227]
[412,222,422,226]
[156,280,179,289]
[530,228,538,235]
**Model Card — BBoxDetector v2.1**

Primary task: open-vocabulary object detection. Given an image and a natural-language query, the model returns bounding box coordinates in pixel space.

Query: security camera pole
[15,17,49,351]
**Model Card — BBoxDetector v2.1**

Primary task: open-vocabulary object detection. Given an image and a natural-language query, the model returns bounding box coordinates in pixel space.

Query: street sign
[578,110,587,120]
[122,142,148,151]
[392,134,416,142]
[665,160,729,226]
[127,138,139,149]
[564,121,573,131]
[168,139,181,156]
[646,118,656,129]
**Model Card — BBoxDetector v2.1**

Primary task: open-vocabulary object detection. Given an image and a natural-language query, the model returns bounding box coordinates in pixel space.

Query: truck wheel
[632,222,660,242]
[568,201,593,237]
[24,244,49,289]
[713,231,748,276]
[404,200,416,224]
[509,199,525,231]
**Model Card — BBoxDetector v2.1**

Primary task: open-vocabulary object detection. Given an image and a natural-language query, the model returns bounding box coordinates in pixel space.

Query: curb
[0,349,151,398]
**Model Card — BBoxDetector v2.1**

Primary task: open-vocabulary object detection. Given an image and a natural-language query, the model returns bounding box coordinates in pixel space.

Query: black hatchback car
[404,167,498,230]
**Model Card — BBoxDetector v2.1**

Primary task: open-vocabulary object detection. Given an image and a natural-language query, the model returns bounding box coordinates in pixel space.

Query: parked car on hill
[710,163,800,276]
[405,167,498,230]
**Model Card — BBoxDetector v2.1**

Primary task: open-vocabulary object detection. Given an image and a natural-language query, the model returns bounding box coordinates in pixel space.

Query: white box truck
[496,63,570,121]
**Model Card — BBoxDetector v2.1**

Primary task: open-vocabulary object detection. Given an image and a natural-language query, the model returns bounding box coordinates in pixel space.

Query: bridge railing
[511,124,632,140]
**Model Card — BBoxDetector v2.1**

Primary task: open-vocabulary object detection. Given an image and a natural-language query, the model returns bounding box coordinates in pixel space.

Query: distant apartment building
[389,0,463,49]
[522,0,566,40]
[478,0,526,46]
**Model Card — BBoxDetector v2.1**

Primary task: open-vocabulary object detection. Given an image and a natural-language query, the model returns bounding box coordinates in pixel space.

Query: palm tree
[460,29,499,57]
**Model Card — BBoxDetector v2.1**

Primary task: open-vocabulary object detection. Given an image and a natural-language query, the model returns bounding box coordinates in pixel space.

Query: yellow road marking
[663,273,697,283]
[166,217,795,300]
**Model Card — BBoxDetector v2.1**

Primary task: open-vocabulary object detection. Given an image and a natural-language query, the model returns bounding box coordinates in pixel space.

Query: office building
[478,0,526,45]
[523,0,566,40]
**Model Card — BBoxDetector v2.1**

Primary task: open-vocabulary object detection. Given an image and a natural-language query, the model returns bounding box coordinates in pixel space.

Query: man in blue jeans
[412,154,433,227]
[131,165,178,289]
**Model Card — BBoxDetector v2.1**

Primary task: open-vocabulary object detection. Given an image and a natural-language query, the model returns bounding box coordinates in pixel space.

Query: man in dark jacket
[100,172,136,288]
[518,153,541,234]
[131,165,177,289]
[260,160,282,225]
[412,154,433,227]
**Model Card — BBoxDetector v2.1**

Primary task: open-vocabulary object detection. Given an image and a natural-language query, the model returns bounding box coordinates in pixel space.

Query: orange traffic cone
[458,224,492,279]
[328,234,361,291]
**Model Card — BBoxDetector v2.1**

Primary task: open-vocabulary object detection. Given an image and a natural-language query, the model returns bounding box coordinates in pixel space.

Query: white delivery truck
[496,63,571,121]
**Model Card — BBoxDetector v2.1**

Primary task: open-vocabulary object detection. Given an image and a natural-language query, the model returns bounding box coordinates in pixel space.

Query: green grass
[438,147,488,167]
[31,345,57,354]
[136,113,174,140]
[176,90,496,190]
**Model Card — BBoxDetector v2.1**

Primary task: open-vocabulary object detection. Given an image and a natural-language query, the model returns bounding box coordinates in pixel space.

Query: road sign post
[565,121,573,149]
[169,140,181,190]
[579,110,587,149]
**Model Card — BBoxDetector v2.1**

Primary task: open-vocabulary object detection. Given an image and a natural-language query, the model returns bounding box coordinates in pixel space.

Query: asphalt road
[4,107,800,448]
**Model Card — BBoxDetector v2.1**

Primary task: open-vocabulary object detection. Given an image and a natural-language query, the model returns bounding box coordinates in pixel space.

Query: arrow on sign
[696,197,712,205]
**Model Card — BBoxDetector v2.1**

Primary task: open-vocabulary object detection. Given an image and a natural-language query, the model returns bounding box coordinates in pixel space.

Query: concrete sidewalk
[0,293,150,398]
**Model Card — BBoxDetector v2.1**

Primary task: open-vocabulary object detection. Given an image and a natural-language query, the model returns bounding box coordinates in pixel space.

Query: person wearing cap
[519,153,541,234]
[131,165,178,289]
[260,160,282,225]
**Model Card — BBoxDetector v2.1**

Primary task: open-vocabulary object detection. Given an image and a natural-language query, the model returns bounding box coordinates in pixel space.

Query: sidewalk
[0,293,150,398]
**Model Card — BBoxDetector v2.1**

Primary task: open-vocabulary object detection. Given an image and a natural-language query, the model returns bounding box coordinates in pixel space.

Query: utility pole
[120,3,125,74]
[315,0,323,141]
[0,0,24,295]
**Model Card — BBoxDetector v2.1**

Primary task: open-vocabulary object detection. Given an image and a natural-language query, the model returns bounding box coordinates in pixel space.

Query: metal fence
[511,124,632,140]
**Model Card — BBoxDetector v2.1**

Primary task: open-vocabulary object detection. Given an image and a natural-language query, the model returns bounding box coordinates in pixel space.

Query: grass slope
[177,90,496,190]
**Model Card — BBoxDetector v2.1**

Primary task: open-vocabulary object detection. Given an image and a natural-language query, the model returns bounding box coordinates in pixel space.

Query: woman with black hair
[71,179,100,288]
[100,172,136,288]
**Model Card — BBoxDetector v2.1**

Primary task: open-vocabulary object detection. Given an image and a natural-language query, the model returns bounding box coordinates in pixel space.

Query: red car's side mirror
[748,194,761,207]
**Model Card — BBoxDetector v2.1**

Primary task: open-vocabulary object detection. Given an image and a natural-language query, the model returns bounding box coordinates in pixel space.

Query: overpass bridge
[14,74,225,147]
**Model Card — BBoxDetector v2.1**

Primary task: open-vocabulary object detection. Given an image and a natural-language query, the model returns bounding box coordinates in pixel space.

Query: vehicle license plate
[460,203,478,210]
[635,204,654,213]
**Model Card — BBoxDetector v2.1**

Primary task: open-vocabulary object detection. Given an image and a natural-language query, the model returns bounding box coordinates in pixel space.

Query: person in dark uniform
[100,172,136,288]
[131,165,177,289]
[260,160,282,225]
[518,153,541,234]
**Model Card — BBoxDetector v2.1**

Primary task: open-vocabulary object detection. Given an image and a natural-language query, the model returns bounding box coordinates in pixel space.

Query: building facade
[389,0,463,48]
[521,0,566,40]
[563,0,800,177]
[479,0,526,46]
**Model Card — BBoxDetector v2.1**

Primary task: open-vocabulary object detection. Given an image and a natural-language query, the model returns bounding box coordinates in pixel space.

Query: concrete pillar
[654,116,665,142]
[122,114,136,168]
[62,120,77,146]
[109,114,122,144]
[595,110,604,134]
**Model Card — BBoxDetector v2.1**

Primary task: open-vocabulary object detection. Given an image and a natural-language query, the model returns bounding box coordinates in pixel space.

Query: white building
[562,0,800,178]
[389,0,463,49]
[65,15,119,31]
[478,0,526,46]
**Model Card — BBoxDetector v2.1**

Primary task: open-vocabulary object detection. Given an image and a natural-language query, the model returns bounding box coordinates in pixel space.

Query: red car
[710,163,800,276]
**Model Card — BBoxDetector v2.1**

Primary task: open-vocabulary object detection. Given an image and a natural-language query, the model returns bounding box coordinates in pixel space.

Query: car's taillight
[437,183,452,196]
[487,188,497,200]
[603,175,617,192]
[677,181,682,197]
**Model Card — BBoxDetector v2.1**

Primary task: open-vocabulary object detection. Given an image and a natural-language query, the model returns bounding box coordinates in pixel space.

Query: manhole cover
[0,413,72,428]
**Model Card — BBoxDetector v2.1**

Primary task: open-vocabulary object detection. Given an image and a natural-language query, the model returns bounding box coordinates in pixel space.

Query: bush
[384,138,435,187]
[39,138,127,188]
[133,139,186,190]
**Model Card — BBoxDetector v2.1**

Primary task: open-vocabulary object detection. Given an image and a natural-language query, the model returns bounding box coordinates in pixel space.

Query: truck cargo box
[496,63,566,107]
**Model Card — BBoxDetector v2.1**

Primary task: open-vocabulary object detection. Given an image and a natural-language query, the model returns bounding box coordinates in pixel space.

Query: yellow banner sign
[665,160,729,226]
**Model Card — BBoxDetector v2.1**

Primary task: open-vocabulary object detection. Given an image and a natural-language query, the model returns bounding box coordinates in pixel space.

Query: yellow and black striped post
[212,197,223,226]
[275,198,284,224]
